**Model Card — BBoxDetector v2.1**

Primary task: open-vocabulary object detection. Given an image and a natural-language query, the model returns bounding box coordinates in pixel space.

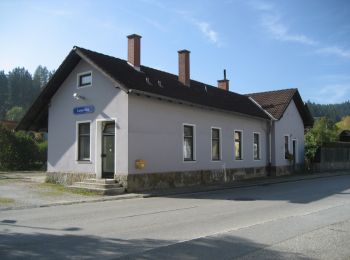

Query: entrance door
[292,139,297,165]
[101,122,115,178]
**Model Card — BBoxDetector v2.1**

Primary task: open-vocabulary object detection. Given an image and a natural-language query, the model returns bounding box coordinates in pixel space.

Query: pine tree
[8,67,37,109]
[33,65,50,89]
[0,71,9,120]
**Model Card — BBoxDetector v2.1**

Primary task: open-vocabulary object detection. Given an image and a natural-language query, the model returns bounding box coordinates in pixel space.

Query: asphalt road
[1,174,350,259]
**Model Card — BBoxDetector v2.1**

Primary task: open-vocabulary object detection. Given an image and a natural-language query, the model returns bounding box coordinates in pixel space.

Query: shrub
[0,126,47,171]
[304,117,338,168]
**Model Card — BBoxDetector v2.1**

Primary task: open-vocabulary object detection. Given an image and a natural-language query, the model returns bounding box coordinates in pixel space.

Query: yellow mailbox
[135,159,146,169]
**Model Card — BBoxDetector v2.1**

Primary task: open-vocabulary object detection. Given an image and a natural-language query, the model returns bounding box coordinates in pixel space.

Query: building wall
[128,94,269,174]
[273,100,305,166]
[47,60,129,175]
[46,59,305,184]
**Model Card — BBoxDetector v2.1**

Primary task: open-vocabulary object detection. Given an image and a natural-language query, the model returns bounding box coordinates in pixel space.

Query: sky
[1,0,350,104]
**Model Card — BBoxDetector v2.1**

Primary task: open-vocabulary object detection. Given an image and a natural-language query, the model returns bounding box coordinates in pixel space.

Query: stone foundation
[116,166,269,192]
[46,172,96,185]
[270,164,304,177]
[46,164,305,191]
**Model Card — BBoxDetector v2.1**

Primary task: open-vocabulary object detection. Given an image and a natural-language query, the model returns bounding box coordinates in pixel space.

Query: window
[253,133,260,160]
[234,131,242,160]
[284,135,290,159]
[212,128,221,161]
[78,72,92,87]
[78,122,90,160]
[183,125,195,161]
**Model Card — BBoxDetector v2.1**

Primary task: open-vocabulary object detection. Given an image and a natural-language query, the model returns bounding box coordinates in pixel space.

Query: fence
[312,142,350,172]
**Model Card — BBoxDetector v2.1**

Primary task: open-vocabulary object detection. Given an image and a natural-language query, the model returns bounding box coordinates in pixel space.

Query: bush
[304,117,338,168]
[0,126,47,171]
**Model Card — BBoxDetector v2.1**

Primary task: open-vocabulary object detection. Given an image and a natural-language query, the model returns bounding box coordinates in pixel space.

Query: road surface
[1,174,350,259]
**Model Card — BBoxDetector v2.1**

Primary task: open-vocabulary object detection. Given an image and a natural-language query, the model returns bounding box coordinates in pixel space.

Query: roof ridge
[74,46,128,64]
[246,88,297,96]
[75,46,247,98]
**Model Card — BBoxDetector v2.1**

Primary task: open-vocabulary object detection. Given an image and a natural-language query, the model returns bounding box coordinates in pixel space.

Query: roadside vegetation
[0,126,47,171]
[39,183,97,197]
[304,116,349,168]
[0,197,15,205]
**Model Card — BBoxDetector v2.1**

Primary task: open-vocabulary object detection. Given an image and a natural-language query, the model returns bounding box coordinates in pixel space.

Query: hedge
[0,126,47,171]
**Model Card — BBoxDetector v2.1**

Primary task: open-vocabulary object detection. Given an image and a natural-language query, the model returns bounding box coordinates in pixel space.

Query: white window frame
[77,71,92,88]
[234,130,243,161]
[76,120,92,163]
[253,132,261,161]
[182,123,196,163]
[284,135,290,160]
[211,127,222,161]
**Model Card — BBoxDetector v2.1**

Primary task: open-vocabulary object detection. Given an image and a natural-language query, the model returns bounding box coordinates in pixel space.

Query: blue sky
[1,0,350,104]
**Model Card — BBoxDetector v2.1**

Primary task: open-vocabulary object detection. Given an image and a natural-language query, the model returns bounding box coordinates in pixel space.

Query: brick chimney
[218,69,229,91]
[127,34,142,68]
[178,50,190,87]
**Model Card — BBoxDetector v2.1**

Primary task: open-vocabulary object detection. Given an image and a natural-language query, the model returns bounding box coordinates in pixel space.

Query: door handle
[101,154,106,158]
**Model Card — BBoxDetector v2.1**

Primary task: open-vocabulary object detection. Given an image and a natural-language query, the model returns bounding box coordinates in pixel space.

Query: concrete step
[74,182,122,189]
[84,178,116,184]
[68,185,125,196]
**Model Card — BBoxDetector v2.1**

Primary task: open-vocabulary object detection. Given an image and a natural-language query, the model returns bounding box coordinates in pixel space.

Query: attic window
[78,71,92,88]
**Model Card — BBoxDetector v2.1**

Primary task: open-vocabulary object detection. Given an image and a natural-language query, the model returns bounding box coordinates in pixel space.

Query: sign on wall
[73,105,95,115]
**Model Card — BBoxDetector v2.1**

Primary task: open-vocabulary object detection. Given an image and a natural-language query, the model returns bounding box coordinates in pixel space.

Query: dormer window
[77,71,92,88]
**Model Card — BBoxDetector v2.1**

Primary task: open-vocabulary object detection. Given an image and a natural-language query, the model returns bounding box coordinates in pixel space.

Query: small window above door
[77,71,92,88]
[103,122,115,135]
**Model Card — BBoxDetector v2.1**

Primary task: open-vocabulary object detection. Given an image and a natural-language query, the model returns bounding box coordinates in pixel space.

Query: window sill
[77,84,92,89]
[76,160,92,164]
[183,160,197,163]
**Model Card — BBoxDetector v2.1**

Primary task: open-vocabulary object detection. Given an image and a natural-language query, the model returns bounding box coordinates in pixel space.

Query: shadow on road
[144,174,350,204]
[0,231,310,259]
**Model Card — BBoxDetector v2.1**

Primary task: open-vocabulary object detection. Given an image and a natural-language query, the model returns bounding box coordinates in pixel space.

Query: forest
[307,101,350,123]
[0,66,54,122]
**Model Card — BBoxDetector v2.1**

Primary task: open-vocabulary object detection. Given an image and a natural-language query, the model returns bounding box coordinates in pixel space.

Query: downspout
[248,97,277,177]
[268,119,273,176]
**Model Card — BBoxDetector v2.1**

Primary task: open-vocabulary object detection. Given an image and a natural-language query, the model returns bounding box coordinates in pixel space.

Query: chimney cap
[127,34,142,39]
[178,49,190,54]
[217,79,229,82]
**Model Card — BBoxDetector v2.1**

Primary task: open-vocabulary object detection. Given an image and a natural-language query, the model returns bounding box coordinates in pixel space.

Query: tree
[8,67,37,108]
[304,117,338,167]
[0,71,9,120]
[5,106,25,122]
[306,100,350,123]
[0,126,47,170]
[33,65,50,89]
[336,116,350,132]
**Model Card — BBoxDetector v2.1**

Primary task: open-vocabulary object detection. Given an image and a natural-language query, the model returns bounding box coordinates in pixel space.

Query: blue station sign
[73,105,95,115]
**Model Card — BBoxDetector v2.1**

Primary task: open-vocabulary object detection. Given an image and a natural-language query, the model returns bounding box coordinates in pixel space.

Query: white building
[17,34,313,191]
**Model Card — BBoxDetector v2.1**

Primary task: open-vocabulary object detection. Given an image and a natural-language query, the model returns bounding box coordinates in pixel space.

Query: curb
[0,193,146,211]
[1,171,349,211]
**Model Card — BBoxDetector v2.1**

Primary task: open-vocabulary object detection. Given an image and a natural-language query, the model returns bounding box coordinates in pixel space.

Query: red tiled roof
[247,89,297,119]
[246,88,314,127]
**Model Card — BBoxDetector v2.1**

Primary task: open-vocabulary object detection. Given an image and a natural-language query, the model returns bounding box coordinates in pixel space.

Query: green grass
[0,197,15,204]
[39,183,98,197]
